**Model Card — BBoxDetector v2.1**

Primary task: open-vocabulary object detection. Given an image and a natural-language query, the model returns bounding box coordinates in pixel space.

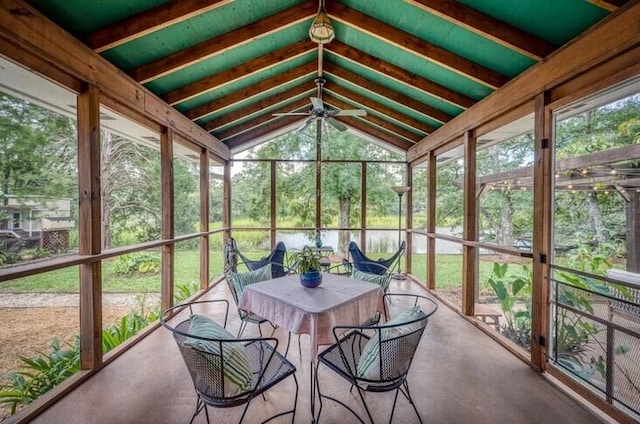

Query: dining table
[238,272,385,423]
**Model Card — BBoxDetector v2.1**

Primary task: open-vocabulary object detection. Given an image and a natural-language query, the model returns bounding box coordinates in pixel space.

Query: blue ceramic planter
[300,270,323,288]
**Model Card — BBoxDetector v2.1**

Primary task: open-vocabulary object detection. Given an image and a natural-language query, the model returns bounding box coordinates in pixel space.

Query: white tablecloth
[238,273,384,359]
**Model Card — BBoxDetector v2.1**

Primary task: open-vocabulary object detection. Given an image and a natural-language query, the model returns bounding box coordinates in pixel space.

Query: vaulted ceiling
[26,0,623,152]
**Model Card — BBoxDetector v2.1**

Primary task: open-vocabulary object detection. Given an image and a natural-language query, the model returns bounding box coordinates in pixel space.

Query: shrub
[0,338,79,415]
[112,252,161,277]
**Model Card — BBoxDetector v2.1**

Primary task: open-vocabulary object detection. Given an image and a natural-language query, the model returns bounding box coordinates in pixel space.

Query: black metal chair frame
[161,299,298,424]
[347,241,406,275]
[225,260,287,338]
[233,240,288,278]
[315,293,437,424]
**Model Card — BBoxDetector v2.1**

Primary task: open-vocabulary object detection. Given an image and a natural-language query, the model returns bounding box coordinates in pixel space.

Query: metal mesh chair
[161,300,298,424]
[316,293,437,424]
[225,261,278,338]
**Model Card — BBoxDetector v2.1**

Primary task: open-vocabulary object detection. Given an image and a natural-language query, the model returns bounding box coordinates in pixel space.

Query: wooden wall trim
[405,164,413,274]
[77,84,102,370]
[462,131,477,316]
[0,0,230,160]
[531,92,552,372]
[200,149,210,290]
[408,2,640,163]
[427,152,436,290]
[161,130,175,312]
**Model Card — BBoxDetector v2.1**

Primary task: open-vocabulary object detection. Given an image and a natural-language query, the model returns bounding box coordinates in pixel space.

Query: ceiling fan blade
[326,117,348,132]
[333,109,367,117]
[273,112,311,116]
[296,117,314,133]
[310,97,324,110]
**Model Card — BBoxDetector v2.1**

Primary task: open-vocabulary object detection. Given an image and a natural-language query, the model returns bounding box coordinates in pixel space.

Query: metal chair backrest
[348,241,405,275]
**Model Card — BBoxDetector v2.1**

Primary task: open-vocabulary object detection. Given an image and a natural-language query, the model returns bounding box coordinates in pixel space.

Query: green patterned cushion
[356,306,426,380]
[229,264,272,297]
[183,314,253,396]
[351,268,391,292]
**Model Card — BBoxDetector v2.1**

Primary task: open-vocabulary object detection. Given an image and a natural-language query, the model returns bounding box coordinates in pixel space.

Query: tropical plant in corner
[487,262,532,348]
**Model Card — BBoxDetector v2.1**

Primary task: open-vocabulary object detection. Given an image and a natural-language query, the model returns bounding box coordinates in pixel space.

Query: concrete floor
[30,279,608,424]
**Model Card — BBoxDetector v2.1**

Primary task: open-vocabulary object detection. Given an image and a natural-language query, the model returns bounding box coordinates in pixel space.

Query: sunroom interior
[1,0,640,423]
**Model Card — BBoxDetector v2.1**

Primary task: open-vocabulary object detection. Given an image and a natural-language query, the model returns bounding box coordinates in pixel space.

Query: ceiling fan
[274,77,366,132]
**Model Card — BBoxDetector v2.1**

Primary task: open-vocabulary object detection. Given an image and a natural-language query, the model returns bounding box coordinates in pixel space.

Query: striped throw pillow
[229,264,272,297]
[351,268,391,292]
[356,306,426,380]
[183,314,253,397]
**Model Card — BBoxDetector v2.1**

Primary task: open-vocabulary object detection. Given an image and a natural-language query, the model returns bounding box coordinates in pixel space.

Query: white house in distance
[0,195,74,251]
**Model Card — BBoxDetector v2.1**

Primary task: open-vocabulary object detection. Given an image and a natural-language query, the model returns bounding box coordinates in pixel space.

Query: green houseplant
[290,246,322,288]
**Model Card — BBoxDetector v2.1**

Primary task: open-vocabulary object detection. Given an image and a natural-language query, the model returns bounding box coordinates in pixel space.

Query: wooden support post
[200,150,209,290]
[161,129,175,312]
[462,131,477,316]
[406,163,413,274]
[532,91,552,372]
[427,151,436,290]
[223,161,231,241]
[270,160,276,249]
[360,162,367,250]
[316,121,322,233]
[77,84,102,370]
[627,190,640,273]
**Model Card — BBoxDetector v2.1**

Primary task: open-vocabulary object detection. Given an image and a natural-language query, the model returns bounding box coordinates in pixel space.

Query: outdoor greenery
[0,281,200,415]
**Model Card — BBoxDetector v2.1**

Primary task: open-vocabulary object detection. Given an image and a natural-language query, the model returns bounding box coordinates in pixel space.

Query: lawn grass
[0,250,227,293]
[2,249,532,295]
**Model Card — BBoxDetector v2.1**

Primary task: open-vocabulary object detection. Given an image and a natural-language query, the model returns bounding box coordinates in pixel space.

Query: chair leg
[237,320,248,338]
[261,373,299,424]
[189,397,206,424]
[401,381,423,424]
[316,365,366,424]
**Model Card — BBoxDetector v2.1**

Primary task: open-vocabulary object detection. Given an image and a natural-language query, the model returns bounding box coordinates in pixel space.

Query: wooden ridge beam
[324,63,450,124]
[225,115,302,149]
[87,0,234,53]
[204,84,314,131]
[405,0,556,60]
[334,116,415,151]
[214,97,310,140]
[328,2,509,89]
[326,41,474,110]
[324,94,422,142]
[586,0,628,11]
[162,40,316,105]
[185,62,317,121]
[325,83,435,134]
[130,2,317,83]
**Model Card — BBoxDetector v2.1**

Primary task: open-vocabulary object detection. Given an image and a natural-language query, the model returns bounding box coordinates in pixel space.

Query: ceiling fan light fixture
[309,1,334,44]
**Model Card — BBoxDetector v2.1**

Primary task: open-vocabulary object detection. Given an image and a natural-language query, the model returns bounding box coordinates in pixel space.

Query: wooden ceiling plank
[325,84,435,134]
[404,0,556,60]
[586,0,628,11]
[225,115,303,149]
[325,94,421,142]
[185,62,317,121]
[215,97,310,140]
[327,41,474,110]
[162,40,315,105]
[87,0,234,53]
[328,2,509,89]
[130,2,317,83]
[334,116,415,151]
[325,63,449,124]
[204,84,314,131]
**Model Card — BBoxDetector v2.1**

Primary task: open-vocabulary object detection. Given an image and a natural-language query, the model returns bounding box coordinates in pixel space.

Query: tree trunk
[338,196,350,254]
[586,192,608,246]
[499,192,514,248]
[101,130,111,250]
[627,190,640,273]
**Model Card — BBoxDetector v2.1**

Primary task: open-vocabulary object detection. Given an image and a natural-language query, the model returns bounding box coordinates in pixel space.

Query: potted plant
[290,246,323,288]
